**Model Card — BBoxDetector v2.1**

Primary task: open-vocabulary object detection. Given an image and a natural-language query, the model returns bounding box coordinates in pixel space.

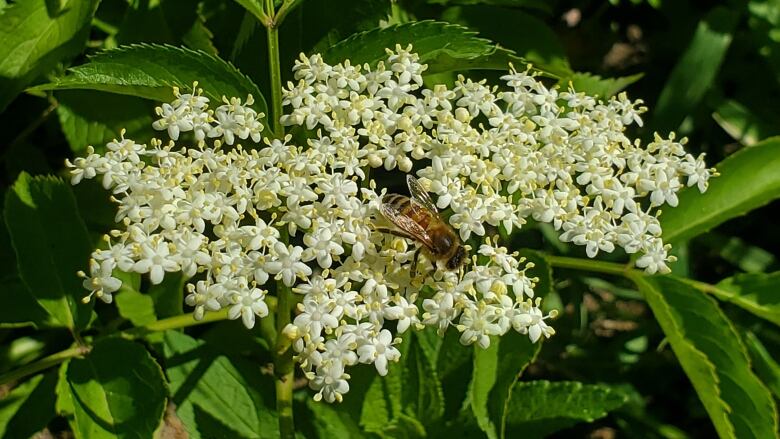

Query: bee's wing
[379,202,435,250]
[407,175,439,214]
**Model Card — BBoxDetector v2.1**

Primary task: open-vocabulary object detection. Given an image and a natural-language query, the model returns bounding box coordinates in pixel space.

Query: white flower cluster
[152,84,265,146]
[282,45,715,274]
[65,45,711,403]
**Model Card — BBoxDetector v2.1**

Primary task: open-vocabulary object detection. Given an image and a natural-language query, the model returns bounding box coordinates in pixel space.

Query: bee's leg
[410,246,422,276]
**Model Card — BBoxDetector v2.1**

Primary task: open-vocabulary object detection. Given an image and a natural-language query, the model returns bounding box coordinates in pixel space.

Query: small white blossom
[68,45,715,403]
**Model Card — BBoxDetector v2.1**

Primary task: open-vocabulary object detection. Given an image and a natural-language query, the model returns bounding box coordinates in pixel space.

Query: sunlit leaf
[322,21,530,75]
[4,173,93,330]
[0,372,57,438]
[55,90,155,154]
[163,331,278,438]
[503,381,629,438]
[660,137,780,243]
[712,100,778,146]
[715,271,780,326]
[567,72,644,98]
[744,331,780,399]
[67,338,167,438]
[30,44,267,127]
[0,0,99,110]
[633,275,778,438]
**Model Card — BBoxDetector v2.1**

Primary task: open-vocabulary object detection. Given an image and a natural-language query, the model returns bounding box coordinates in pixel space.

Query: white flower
[636,239,675,275]
[512,300,557,343]
[264,242,312,287]
[384,295,420,333]
[422,291,458,335]
[303,225,345,269]
[68,44,719,403]
[185,281,223,320]
[78,258,122,304]
[357,329,401,376]
[457,304,502,349]
[293,297,340,338]
[227,284,270,329]
[132,235,180,284]
[309,361,350,403]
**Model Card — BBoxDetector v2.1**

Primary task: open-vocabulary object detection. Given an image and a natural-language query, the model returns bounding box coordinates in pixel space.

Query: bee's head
[446,245,468,270]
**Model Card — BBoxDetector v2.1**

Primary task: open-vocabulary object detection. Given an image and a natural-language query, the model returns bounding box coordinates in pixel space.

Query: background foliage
[1,0,779,438]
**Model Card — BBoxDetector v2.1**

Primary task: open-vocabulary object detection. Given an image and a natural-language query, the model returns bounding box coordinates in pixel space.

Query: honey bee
[378,175,468,274]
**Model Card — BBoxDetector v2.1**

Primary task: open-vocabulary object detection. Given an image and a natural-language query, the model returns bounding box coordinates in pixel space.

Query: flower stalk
[274,228,296,439]
[0,346,89,387]
[266,16,284,138]
[0,308,232,387]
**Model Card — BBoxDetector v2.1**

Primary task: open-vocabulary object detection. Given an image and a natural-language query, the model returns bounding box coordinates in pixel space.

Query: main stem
[267,23,284,139]
[274,227,295,439]
[265,11,295,437]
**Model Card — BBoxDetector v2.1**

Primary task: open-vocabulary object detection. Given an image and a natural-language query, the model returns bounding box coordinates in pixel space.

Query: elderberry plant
[66,45,713,404]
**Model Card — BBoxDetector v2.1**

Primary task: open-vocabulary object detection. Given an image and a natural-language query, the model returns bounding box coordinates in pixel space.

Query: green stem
[123,308,231,338]
[274,227,295,439]
[0,346,89,386]
[547,255,735,303]
[266,21,284,139]
[546,255,635,277]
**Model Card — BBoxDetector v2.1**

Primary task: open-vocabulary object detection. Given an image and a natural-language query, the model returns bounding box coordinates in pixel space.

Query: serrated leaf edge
[632,275,735,438]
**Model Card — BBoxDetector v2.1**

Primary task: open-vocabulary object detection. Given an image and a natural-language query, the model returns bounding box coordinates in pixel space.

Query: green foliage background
[0,0,779,438]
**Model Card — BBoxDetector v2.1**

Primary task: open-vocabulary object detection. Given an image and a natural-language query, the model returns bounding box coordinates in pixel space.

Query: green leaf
[0,372,57,438]
[494,332,541,439]
[633,275,778,439]
[410,332,445,423]
[67,338,167,439]
[297,0,392,55]
[470,339,500,439]
[305,397,366,438]
[651,6,740,132]
[4,173,93,330]
[148,271,185,318]
[503,381,629,438]
[436,327,472,379]
[71,179,117,233]
[712,100,779,146]
[660,137,780,243]
[567,72,644,99]
[0,0,99,111]
[441,5,570,77]
[55,90,155,154]
[467,330,541,439]
[162,331,278,439]
[360,336,415,436]
[322,21,527,76]
[232,0,267,25]
[182,11,218,55]
[30,44,268,123]
[429,0,552,13]
[114,0,217,55]
[56,360,75,418]
[716,234,775,273]
[715,271,780,326]
[744,331,780,399]
[747,0,780,83]
[360,375,391,434]
[115,289,157,327]
[0,275,51,328]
